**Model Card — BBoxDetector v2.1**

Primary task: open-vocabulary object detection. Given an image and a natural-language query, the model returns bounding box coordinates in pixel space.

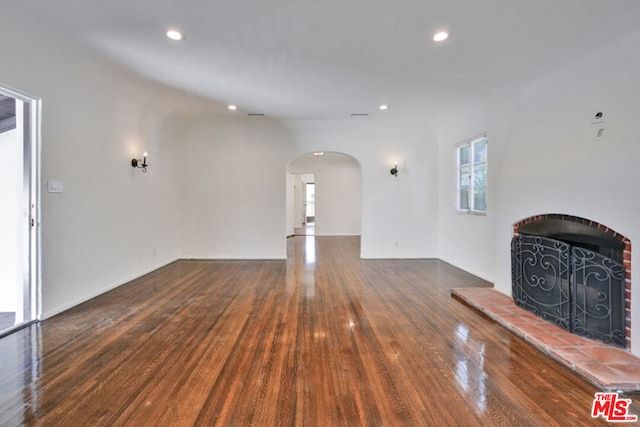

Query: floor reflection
[303,236,316,298]
[1,236,618,424]
[453,323,487,413]
[304,236,316,265]
[0,323,42,426]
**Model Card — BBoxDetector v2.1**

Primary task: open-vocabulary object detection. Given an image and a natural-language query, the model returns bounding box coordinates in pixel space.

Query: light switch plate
[47,180,63,193]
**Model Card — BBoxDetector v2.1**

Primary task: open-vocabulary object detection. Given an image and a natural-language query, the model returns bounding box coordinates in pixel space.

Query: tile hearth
[452,287,640,392]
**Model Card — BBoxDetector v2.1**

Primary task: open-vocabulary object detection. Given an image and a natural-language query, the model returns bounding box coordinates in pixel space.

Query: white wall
[286,172,308,237]
[0,22,195,318]
[285,173,296,236]
[434,29,640,354]
[179,117,295,259]
[179,115,438,259]
[434,89,519,281]
[286,117,439,258]
[492,31,640,353]
[288,154,361,236]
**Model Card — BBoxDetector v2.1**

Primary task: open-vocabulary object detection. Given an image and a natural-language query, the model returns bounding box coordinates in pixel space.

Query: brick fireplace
[513,214,631,349]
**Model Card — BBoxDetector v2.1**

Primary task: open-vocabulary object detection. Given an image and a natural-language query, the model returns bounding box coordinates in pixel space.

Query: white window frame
[456,134,487,215]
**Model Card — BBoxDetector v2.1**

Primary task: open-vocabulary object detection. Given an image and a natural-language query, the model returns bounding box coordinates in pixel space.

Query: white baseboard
[180,255,287,260]
[437,257,495,283]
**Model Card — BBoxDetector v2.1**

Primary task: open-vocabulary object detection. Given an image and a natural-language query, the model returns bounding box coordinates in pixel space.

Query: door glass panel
[0,89,37,336]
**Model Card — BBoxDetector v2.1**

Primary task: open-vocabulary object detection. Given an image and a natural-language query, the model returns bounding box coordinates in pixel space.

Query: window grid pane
[457,137,487,214]
[457,145,470,210]
[470,137,487,212]
[459,145,470,165]
[472,162,486,211]
[472,138,487,163]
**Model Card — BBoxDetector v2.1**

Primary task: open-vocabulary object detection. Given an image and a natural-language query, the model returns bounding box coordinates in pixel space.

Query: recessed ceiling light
[313,152,324,157]
[166,30,184,41]
[379,105,389,111]
[433,31,449,42]
[228,105,237,110]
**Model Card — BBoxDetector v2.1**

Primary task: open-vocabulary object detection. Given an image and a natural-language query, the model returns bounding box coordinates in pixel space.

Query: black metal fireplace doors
[511,234,626,348]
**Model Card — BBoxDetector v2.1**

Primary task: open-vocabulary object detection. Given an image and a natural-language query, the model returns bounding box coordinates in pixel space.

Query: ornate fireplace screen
[512,234,626,348]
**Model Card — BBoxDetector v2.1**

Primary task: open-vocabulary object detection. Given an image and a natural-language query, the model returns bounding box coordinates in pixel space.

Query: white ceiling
[7,0,640,119]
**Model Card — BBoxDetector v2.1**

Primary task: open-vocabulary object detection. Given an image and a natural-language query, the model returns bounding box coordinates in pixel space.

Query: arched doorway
[286,152,362,238]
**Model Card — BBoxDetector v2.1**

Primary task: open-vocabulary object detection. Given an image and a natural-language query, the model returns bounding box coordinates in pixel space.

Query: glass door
[0,86,40,336]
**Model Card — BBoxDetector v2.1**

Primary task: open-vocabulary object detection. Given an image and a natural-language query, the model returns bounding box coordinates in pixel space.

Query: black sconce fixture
[131,152,148,172]
[390,162,398,177]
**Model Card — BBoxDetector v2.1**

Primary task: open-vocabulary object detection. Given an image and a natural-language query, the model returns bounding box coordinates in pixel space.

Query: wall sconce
[390,162,398,177]
[131,152,148,172]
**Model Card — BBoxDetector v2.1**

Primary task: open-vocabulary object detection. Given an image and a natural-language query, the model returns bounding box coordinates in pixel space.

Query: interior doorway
[285,152,362,241]
[293,174,315,236]
[303,181,315,229]
[0,85,40,337]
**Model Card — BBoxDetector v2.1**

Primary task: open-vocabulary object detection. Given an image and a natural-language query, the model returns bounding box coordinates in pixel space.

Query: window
[457,135,487,214]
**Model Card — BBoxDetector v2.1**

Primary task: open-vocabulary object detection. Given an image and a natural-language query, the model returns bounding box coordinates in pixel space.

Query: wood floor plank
[1,236,638,426]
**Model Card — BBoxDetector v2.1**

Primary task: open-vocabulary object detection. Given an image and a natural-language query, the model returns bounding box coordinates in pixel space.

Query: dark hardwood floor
[1,236,638,426]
